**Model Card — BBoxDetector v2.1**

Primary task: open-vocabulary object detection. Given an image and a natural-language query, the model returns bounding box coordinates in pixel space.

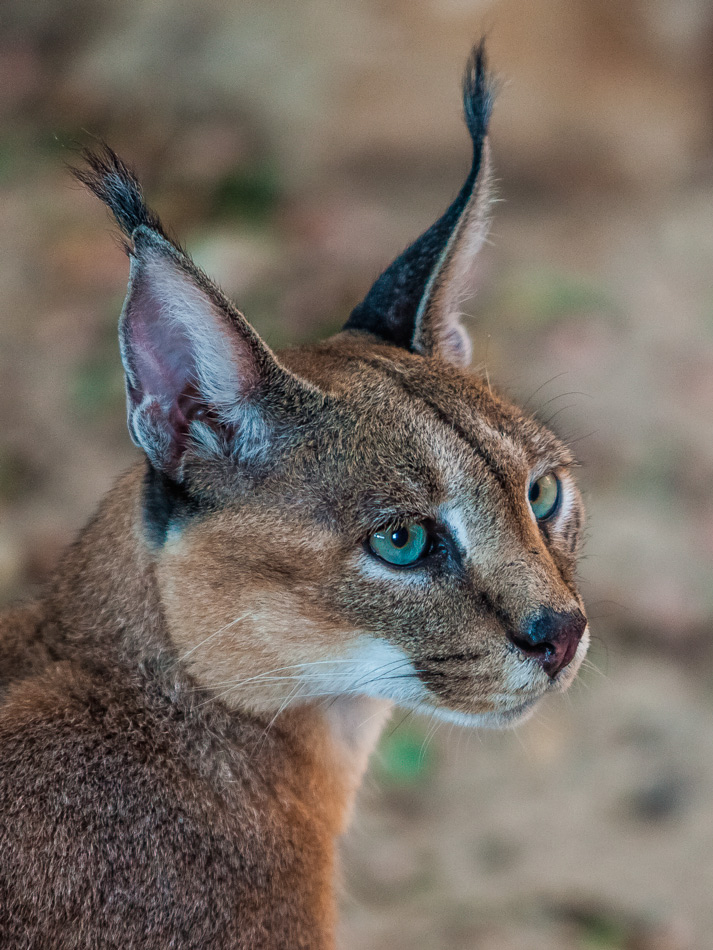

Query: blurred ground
[1,1,713,947]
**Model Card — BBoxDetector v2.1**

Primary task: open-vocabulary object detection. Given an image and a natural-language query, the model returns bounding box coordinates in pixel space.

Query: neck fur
[39,463,390,824]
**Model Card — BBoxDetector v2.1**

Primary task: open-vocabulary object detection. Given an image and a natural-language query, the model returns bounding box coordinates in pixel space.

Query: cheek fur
[156,520,361,710]
[295,637,426,707]
[154,486,587,720]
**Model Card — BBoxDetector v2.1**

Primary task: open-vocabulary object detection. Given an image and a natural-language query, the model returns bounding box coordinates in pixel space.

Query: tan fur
[0,344,587,947]
[0,52,588,948]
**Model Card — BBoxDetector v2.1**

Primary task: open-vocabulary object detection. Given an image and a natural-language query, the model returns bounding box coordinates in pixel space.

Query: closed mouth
[415,653,489,692]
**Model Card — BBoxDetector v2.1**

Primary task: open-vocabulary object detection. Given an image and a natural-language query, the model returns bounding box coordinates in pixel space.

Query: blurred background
[1,1,713,947]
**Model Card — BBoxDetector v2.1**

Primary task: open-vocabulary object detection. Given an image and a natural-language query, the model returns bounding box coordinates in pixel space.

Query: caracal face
[77,44,587,728]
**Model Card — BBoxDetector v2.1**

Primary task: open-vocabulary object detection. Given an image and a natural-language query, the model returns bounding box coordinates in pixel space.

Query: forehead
[278,338,572,514]
[284,338,568,459]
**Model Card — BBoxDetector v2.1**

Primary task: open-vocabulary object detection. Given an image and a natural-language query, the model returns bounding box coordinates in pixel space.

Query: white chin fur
[300,627,589,730]
[409,695,542,730]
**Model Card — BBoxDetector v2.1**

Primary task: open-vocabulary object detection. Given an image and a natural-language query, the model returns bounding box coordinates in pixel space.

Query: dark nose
[508,608,587,678]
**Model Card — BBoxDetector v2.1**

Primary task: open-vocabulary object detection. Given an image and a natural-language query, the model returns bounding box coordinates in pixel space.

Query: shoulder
[0,664,328,949]
[0,665,231,945]
[0,663,192,851]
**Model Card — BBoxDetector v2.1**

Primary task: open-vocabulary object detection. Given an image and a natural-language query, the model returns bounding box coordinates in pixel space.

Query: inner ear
[76,144,327,481]
[119,232,262,472]
[123,238,261,411]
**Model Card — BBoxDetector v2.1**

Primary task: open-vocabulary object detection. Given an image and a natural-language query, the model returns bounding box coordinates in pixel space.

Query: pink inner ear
[127,276,197,412]
[120,263,221,467]
[118,236,300,473]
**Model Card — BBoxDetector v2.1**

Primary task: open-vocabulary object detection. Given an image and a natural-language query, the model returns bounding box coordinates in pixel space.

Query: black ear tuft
[72,144,170,245]
[462,40,493,182]
[344,40,494,362]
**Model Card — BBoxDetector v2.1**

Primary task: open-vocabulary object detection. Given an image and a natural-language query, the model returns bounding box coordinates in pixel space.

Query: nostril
[508,608,587,677]
[508,632,549,657]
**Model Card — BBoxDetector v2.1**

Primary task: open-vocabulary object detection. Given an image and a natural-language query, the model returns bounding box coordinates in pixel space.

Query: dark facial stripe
[402,383,512,495]
[356,357,514,495]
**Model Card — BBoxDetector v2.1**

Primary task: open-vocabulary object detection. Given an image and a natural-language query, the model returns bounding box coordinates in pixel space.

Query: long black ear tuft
[344,41,494,366]
[72,144,171,246]
[461,41,493,170]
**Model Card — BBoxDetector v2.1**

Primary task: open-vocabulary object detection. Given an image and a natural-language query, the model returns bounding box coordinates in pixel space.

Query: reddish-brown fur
[0,47,588,948]
[0,472,362,948]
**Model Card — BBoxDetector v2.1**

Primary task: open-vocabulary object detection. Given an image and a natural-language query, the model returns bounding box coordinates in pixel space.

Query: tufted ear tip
[462,40,494,162]
[344,41,495,366]
[72,144,172,248]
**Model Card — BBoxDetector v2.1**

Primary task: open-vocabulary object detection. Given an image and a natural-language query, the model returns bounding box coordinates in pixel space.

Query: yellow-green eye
[529,472,560,521]
[368,523,429,566]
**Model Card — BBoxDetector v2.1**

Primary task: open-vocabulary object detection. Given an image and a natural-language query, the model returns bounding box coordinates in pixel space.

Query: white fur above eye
[440,504,471,561]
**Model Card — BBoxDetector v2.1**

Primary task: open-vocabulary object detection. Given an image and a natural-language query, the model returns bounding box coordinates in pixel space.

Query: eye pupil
[528,472,560,521]
[368,522,429,566]
[391,527,409,548]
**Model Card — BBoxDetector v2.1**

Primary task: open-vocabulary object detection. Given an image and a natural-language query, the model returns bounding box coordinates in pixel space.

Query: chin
[386,629,591,730]
[415,694,543,730]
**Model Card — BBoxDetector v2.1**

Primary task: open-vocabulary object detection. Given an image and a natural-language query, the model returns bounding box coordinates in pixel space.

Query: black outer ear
[343,41,494,366]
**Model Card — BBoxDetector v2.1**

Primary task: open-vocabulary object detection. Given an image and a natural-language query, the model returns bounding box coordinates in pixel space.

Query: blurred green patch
[556,904,629,950]
[578,914,628,949]
[499,268,614,327]
[71,354,125,420]
[0,450,36,502]
[374,718,436,787]
[210,163,282,228]
[70,307,125,421]
[0,138,23,186]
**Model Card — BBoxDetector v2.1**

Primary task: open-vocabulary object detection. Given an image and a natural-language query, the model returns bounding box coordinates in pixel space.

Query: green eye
[368,523,429,566]
[529,472,560,521]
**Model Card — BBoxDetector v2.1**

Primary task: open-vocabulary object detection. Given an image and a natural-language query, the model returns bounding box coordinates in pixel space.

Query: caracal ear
[74,147,323,478]
[344,41,494,367]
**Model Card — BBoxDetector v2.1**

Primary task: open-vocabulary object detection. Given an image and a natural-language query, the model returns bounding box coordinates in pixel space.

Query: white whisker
[172,612,251,667]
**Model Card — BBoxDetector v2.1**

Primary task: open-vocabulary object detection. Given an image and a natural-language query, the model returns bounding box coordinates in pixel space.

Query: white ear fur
[134,252,244,394]
[412,143,492,367]
[119,231,274,473]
